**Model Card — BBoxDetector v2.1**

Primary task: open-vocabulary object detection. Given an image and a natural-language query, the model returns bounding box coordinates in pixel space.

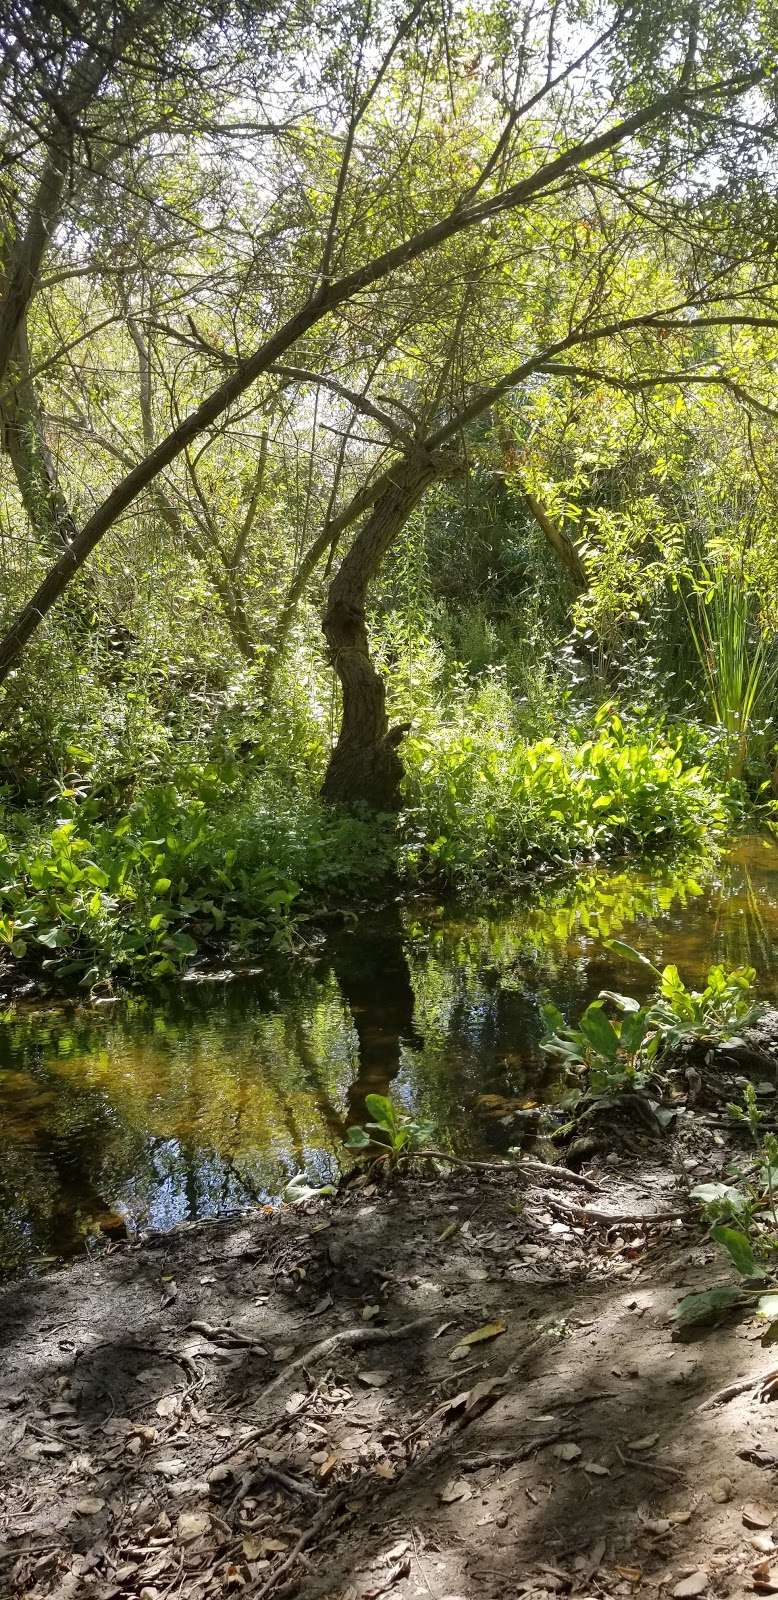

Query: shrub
[401,705,728,885]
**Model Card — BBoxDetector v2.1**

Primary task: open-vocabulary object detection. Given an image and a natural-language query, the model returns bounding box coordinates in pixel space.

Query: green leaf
[153,877,172,894]
[364,1093,395,1129]
[710,1224,755,1277]
[598,990,641,1013]
[674,1285,743,1326]
[602,939,661,975]
[579,1002,619,1060]
[690,1182,747,1212]
[37,925,72,949]
[344,1126,371,1149]
[619,1010,651,1054]
[541,1002,566,1033]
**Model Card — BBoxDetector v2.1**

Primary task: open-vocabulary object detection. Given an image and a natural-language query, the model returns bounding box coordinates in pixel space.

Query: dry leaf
[448,1321,507,1361]
[552,1442,582,1462]
[582,1460,609,1476]
[155,1395,180,1419]
[176,1511,210,1544]
[754,1559,778,1593]
[439,1478,472,1504]
[362,1305,381,1322]
[358,1372,389,1388]
[627,1433,659,1451]
[752,1535,775,1555]
[152,1458,186,1478]
[73,1498,105,1516]
[672,1571,708,1597]
[745,1505,775,1530]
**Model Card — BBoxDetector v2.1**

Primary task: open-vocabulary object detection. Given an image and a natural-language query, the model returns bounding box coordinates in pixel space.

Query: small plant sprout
[344,1094,436,1162]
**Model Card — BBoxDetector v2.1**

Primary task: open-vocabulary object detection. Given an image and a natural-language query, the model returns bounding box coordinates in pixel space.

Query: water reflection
[2,833,778,1269]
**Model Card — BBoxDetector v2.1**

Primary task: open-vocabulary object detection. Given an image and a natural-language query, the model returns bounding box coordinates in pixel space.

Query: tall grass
[684,561,778,778]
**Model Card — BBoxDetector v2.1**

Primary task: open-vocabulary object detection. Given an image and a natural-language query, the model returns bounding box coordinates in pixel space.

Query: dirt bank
[4,1087,778,1600]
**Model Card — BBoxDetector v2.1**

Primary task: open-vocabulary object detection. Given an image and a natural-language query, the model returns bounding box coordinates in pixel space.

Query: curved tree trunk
[321,452,450,808]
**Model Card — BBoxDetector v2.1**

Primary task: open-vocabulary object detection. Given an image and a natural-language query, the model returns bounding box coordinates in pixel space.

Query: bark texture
[0,323,79,551]
[321,452,451,809]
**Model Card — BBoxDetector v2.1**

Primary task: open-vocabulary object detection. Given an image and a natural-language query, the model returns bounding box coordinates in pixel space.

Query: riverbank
[4,1076,778,1600]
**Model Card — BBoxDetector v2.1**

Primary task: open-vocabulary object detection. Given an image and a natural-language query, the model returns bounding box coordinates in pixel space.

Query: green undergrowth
[0,705,745,990]
[401,706,731,883]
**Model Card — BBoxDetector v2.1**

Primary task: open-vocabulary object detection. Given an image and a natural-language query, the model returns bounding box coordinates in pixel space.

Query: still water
[1,833,777,1271]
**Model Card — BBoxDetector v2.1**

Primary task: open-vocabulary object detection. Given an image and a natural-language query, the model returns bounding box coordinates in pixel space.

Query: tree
[1,0,775,699]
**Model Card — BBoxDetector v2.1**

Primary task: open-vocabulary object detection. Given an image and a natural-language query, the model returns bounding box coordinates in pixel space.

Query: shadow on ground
[1,1171,776,1600]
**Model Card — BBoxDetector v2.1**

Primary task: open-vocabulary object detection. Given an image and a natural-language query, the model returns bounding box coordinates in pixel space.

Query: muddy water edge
[1,832,777,1272]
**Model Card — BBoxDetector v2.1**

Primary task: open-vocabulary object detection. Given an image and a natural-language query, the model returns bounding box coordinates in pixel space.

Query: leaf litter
[2,1114,778,1600]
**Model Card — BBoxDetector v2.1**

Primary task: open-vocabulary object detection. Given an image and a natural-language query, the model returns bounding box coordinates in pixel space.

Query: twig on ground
[615,1444,685,1478]
[228,1462,321,1521]
[519,1158,600,1192]
[187,1321,266,1348]
[248,1488,348,1598]
[459,1435,565,1470]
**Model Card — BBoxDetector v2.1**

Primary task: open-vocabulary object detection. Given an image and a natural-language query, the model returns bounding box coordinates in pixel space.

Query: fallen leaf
[155,1395,180,1419]
[754,1559,778,1594]
[753,1535,776,1555]
[362,1305,381,1322]
[745,1505,775,1530]
[73,1497,105,1516]
[552,1442,582,1462]
[152,1458,187,1478]
[672,1571,708,1597]
[385,1542,410,1562]
[19,1439,64,1460]
[176,1511,210,1543]
[582,1460,610,1476]
[358,1372,389,1388]
[439,1478,472,1504]
[448,1321,507,1361]
[627,1432,660,1451]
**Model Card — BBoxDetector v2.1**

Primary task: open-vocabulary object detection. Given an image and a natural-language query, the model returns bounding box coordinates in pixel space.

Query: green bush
[401,704,728,885]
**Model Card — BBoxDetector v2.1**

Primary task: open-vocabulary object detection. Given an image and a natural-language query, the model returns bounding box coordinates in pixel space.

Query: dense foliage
[1,0,778,988]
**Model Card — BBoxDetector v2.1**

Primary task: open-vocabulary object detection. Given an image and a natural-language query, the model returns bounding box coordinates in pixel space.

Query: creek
[1,832,777,1271]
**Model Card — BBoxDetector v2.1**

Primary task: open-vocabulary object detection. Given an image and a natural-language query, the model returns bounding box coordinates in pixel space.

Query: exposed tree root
[251,1317,435,1412]
[696,1369,778,1412]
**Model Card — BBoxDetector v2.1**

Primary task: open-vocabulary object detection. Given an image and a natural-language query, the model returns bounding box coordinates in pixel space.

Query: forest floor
[3,1088,778,1600]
